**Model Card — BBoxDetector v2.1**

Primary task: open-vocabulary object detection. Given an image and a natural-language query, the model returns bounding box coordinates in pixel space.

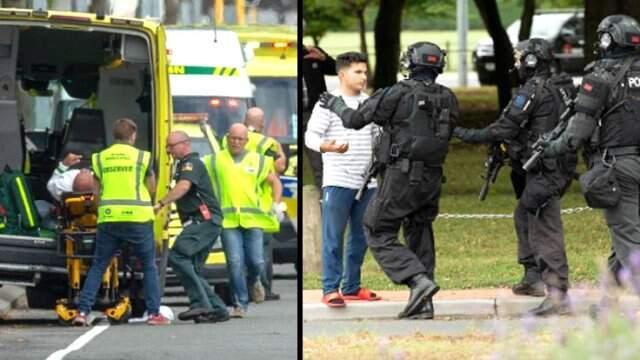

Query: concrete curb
[303,295,640,322]
[0,285,26,315]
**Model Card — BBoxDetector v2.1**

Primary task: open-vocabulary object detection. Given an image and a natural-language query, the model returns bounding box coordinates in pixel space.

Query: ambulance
[236,28,298,269]
[165,28,254,140]
[0,9,177,318]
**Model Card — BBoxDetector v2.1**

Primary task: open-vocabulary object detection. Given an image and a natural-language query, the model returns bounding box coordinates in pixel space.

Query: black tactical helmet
[513,38,554,70]
[400,42,446,74]
[597,15,640,50]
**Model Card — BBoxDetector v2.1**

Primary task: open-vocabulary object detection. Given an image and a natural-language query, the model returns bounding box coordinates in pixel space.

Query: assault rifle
[479,143,506,201]
[522,88,575,172]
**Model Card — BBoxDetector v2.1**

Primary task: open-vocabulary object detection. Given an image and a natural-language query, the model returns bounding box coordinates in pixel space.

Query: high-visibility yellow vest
[202,149,272,229]
[221,131,279,155]
[221,132,281,233]
[92,143,154,224]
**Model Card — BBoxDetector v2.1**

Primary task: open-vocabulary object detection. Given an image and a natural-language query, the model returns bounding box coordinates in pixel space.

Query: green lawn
[304,30,489,73]
[302,142,611,290]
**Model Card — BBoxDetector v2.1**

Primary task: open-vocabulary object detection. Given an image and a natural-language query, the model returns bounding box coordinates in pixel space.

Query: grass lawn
[302,142,611,290]
[304,330,557,359]
[304,30,489,73]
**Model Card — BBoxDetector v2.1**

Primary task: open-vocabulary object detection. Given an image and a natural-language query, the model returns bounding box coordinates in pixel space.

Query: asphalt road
[0,265,298,360]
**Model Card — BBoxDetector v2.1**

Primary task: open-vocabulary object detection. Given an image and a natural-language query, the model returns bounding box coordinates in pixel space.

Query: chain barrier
[436,206,593,220]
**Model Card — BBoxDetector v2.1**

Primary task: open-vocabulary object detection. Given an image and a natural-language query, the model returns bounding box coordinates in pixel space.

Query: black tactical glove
[318,92,348,116]
[452,126,467,141]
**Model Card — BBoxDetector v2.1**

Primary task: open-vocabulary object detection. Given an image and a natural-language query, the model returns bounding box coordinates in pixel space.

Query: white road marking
[46,324,110,360]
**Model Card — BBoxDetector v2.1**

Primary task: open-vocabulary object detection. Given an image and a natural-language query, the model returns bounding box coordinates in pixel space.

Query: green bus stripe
[228,68,236,76]
[15,177,35,227]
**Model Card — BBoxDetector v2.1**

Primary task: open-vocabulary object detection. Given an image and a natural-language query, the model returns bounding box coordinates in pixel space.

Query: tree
[474,0,513,110]
[584,0,640,64]
[303,0,346,46]
[518,0,536,41]
[373,0,406,89]
[341,0,376,57]
[164,0,178,24]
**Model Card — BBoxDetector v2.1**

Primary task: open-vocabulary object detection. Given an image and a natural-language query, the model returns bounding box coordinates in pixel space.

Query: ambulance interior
[0,25,154,232]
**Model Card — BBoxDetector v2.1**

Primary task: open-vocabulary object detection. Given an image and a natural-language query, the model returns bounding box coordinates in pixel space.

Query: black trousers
[515,170,570,291]
[363,165,442,284]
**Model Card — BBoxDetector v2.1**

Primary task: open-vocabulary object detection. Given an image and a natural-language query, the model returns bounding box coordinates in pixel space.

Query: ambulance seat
[59,108,106,164]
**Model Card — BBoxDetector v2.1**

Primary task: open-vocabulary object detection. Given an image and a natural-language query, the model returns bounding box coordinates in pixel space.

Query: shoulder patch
[181,162,193,172]
[512,94,527,109]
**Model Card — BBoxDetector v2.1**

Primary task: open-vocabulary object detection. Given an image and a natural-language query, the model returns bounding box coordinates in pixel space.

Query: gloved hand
[272,202,287,223]
[452,126,466,140]
[318,92,348,116]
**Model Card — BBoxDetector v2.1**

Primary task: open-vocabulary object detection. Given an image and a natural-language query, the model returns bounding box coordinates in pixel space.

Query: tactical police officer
[453,38,577,316]
[319,42,457,319]
[544,15,640,283]
[155,131,229,323]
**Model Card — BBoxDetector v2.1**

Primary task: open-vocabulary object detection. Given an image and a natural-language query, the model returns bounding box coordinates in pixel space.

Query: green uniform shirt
[173,152,222,225]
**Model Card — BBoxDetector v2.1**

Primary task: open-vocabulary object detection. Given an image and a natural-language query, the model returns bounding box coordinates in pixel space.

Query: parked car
[473,9,585,85]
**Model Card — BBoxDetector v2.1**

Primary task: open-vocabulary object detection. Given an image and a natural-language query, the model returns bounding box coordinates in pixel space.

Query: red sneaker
[342,287,382,301]
[72,312,89,327]
[147,313,171,325]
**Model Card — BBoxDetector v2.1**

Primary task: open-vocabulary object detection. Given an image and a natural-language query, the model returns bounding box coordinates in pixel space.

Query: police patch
[512,94,526,110]
[181,162,193,172]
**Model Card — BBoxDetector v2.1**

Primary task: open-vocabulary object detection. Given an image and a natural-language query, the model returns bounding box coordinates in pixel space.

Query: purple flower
[521,314,538,335]
[629,251,640,273]
[618,268,632,288]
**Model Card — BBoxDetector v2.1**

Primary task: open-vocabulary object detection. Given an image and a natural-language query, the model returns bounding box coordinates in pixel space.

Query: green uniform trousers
[169,220,228,315]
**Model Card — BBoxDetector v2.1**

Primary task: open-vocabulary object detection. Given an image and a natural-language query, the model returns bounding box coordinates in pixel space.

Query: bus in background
[165,28,254,141]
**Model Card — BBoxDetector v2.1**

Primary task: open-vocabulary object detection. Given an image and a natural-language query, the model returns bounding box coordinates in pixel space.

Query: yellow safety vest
[92,143,154,224]
[221,131,279,155]
[220,132,281,232]
[202,149,272,229]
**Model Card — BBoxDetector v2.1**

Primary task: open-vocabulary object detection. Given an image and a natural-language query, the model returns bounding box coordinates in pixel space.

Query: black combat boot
[399,273,439,319]
[178,307,212,321]
[527,288,572,317]
[512,265,545,297]
[398,297,434,319]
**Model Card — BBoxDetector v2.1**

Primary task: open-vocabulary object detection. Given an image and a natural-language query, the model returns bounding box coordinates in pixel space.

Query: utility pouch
[579,153,620,209]
[436,108,450,140]
[409,161,424,184]
[376,132,392,165]
[195,191,212,220]
[199,204,212,220]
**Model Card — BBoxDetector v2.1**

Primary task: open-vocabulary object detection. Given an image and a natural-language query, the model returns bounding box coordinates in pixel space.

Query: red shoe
[147,313,171,325]
[321,291,346,308]
[342,287,382,301]
[72,312,89,327]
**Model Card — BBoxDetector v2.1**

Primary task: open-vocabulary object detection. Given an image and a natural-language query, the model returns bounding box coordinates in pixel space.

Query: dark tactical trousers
[514,171,570,291]
[603,156,640,273]
[169,221,228,314]
[363,164,442,284]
